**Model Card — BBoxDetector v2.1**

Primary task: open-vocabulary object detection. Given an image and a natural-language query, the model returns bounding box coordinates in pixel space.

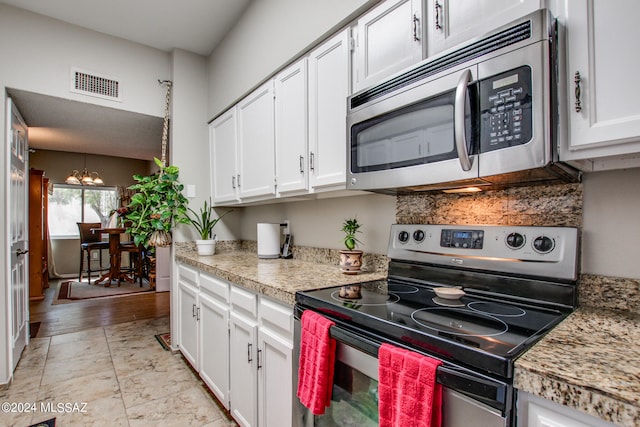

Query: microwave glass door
[350,87,476,174]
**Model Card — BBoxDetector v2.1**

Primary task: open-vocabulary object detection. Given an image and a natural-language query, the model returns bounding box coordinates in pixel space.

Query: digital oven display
[440,229,484,249]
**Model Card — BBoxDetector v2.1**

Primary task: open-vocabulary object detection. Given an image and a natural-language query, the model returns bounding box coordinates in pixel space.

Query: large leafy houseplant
[124,158,188,250]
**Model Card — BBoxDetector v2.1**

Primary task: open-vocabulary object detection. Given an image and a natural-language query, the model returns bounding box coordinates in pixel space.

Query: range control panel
[388,224,579,281]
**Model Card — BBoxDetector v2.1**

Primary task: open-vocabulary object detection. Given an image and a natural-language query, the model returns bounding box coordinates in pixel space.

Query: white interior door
[7,97,29,371]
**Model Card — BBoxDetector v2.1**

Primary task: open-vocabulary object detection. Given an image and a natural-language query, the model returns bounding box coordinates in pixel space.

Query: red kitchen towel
[378,343,443,427]
[296,310,337,415]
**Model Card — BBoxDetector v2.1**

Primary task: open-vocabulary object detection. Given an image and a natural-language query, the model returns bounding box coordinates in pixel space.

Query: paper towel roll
[257,223,280,259]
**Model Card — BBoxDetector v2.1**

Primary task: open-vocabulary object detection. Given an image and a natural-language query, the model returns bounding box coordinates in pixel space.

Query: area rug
[29,322,41,338]
[53,280,153,305]
[155,332,171,351]
[29,417,56,427]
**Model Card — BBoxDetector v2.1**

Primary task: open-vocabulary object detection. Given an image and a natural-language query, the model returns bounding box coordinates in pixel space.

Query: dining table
[91,227,132,287]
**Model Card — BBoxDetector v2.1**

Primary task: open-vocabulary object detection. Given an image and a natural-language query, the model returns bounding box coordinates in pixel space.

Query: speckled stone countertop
[514,308,640,426]
[175,247,387,306]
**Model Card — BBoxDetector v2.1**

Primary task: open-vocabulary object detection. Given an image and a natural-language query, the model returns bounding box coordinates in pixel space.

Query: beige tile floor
[0,316,238,427]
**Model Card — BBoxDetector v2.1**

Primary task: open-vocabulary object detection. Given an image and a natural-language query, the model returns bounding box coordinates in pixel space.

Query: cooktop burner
[411,307,509,337]
[330,289,400,306]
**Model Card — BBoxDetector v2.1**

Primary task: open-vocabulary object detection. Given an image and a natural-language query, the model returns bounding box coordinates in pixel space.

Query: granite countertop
[514,308,640,426]
[175,248,387,306]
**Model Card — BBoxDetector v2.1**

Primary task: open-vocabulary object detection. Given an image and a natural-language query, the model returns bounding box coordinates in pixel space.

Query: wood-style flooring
[29,279,171,338]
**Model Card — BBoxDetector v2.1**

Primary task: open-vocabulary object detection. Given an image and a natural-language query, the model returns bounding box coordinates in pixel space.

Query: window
[48,184,118,238]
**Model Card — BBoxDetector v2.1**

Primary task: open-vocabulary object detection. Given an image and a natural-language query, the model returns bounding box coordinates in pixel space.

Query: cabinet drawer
[230,286,257,318]
[200,273,230,303]
[178,264,198,286]
[259,296,293,339]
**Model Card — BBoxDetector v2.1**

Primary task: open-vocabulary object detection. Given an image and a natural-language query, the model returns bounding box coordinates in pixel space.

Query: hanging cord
[158,79,173,168]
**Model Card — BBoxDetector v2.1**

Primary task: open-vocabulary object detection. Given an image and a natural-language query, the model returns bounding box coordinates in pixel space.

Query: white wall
[240,193,397,254]
[582,168,640,279]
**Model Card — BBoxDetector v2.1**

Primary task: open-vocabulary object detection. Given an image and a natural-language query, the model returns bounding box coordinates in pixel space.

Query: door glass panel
[315,359,379,426]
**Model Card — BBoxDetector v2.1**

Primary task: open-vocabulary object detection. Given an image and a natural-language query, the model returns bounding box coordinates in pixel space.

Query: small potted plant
[182,198,233,256]
[339,217,364,274]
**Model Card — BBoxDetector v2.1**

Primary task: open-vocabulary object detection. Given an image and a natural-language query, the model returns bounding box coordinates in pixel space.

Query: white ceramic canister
[257,223,280,259]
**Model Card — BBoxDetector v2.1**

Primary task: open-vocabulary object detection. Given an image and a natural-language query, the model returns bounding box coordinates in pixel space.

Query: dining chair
[77,222,109,282]
[118,241,147,286]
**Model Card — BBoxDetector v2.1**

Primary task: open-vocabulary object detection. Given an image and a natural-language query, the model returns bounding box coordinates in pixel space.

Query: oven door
[346,67,481,192]
[294,314,511,427]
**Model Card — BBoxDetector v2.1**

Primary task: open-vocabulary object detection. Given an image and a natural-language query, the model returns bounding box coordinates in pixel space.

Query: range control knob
[413,229,425,242]
[533,236,555,253]
[398,230,410,244]
[506,232,526,249]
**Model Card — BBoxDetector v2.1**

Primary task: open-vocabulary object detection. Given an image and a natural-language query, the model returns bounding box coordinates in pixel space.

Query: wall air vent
[70,67,121,101]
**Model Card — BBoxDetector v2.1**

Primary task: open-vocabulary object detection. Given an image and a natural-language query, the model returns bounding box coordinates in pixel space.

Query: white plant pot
[195,239,216,256]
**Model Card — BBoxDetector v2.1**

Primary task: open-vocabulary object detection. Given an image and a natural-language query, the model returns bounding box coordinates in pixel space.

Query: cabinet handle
[574,71,582,113]
[192,304,196,318]
[237,174,241,187]
[309,152,315,171]
[196,307,200,321]
[413,13,420,41]
[434,0,443,31]
[299,155,304,174]
[247,343,253,363]
[257,349,263,370]
[232,175,236,189]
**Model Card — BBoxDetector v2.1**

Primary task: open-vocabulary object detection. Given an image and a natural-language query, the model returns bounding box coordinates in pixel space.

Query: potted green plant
[124,158,188,250]
[339,217,364,274]
[182,198,233,256]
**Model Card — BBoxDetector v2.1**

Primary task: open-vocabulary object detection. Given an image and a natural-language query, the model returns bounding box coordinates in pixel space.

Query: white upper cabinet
[237,81,276,200]
[308,29,351,192]
[353,0,425,92]
[275,58,308,196]
[425,0,544,57]
[560,0,640,170]
[210,108,239,205]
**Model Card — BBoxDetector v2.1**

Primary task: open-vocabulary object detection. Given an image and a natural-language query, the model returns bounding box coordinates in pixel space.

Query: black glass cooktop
[295,279,569,379]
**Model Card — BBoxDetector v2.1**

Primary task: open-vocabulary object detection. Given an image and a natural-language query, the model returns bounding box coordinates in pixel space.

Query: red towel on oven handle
[296,310,337,415]
[378,343,443,427]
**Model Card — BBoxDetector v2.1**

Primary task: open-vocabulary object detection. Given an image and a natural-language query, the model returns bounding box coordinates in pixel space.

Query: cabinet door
[354,0,424,92]
[237,81,276,200]
[199,291,230,409]
[258,328,293,427]
[210,108,239,204]
[562,0,640,163]
[178,280,199,368]
[275,58,308,196]
[426,0,543,56]
[308,29,351,192]
[230,312,258,427]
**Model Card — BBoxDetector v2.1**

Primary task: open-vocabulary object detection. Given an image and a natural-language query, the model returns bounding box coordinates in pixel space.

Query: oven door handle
[330,325,379,357]
[329,324,507,413]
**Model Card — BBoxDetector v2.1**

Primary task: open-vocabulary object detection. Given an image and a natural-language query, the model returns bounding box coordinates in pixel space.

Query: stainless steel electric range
[294,224,579,427]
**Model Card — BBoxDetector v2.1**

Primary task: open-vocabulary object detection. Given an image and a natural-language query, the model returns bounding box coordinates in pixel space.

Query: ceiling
[2,0,253,160]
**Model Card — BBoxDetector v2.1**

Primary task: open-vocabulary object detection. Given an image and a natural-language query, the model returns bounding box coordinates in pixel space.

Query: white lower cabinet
[518,392,618,427]
[177,263,293,427]
[177,266,199,367]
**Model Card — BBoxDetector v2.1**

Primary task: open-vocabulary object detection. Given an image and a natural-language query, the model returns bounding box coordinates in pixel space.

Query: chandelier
[65,168,104,185]
[65,153,104,185]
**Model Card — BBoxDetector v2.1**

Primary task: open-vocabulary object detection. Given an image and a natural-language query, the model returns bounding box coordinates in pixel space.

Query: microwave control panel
[479,66,533,152]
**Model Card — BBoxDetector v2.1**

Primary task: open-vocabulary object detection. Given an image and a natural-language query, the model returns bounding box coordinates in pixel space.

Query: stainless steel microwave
[346,9,580,194]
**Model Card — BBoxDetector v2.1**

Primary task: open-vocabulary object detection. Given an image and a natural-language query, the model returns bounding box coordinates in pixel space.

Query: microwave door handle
[454,69,473,171]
